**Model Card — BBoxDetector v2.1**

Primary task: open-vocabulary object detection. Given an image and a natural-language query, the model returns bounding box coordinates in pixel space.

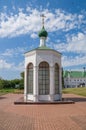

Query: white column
[33,66,38,102]
[24,68,27,101]
[50,66,54,101]
[59,67,62,100]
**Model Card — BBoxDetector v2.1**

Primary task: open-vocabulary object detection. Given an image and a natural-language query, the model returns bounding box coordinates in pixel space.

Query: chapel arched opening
[38,61,50,95]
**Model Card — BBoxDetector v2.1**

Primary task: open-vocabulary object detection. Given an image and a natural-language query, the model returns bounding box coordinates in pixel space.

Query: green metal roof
[36,46,61,54]
[63,71,86,78]
[25,46,61,55]
[36,46,51,50]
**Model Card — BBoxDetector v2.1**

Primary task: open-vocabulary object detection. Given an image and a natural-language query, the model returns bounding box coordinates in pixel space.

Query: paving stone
[0,94,86,130]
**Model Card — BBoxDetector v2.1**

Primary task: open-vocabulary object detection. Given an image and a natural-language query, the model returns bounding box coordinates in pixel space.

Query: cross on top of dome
[40,14,46,27]
[38,14,48,38]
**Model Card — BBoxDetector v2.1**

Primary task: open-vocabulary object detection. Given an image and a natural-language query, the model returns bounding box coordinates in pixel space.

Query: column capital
[50,66,54,68]
[50,66,54,72]
[34,65,38,68]
[33,66,38,72]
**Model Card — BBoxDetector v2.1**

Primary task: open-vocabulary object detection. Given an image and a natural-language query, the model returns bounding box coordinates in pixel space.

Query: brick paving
[0,94,86,130]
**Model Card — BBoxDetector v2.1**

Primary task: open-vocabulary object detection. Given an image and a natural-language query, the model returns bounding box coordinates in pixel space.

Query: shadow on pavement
[0,96,7,100]
[63,97,86,102]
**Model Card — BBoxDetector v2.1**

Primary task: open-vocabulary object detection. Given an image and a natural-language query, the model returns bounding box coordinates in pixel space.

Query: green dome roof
[38,26,48,37]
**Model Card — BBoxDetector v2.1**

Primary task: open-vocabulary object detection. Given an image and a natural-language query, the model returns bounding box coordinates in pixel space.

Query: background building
[64,70,86,88]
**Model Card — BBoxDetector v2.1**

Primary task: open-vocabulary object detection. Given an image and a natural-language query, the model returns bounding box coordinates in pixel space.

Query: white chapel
[24,15,62,102]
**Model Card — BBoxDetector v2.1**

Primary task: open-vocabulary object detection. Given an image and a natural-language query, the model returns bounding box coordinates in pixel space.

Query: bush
[19,79,24,89]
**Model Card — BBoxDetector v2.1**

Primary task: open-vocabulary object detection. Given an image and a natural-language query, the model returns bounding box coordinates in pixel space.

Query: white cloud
[14,61,24,71]
[0,7,86,71]
[0,59,13,69]
[0,58,24,71]
[48,32,86,68]
[0,60,24,79]
[1,49,13,57]
[30,33,38,38]
[50,32,86,54]
[51,42,68,52]
[66,32,86,53]
[62,54,86,67]
[0,8,85,38]
[0,47,27,58]
[0,46,27,78]
[0,9,41,37]
[26,7,31,12]
[45,9,81,32]
[3,6,7,10]
[18,8,24,12]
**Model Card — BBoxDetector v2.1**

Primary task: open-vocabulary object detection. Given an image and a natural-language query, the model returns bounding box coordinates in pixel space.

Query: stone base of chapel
[24,94,62,102]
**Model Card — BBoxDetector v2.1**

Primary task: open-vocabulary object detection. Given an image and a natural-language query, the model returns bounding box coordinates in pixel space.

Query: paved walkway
[0,94,86,130]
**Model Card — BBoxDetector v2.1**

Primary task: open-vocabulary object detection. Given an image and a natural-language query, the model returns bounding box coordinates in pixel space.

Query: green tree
[62,68,64,88]
[3,80,11,88]
[10,79,20,88]
[0,78,4,89]
[19,72,24,89]
[20,72,24,79]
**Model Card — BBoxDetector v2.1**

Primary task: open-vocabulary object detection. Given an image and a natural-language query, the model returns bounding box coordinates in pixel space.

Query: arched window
[27,63,33,94]
[55,63,59,94]
[39,62,49,95]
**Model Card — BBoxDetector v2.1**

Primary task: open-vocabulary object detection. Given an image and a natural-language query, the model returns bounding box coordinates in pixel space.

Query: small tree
[19,72,24,89]
[62,68,64,88]
[0,78,4,89]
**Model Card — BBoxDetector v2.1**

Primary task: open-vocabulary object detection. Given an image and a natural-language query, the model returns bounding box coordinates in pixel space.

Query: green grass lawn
[62,87,86,97]
[0,87,86,97]
[0,88,24,96]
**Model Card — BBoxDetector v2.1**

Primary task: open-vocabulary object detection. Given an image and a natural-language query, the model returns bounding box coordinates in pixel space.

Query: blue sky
[0,0,86,79]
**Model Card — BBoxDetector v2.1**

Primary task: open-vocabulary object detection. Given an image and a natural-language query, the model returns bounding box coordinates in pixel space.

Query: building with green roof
[63,70,86,88]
